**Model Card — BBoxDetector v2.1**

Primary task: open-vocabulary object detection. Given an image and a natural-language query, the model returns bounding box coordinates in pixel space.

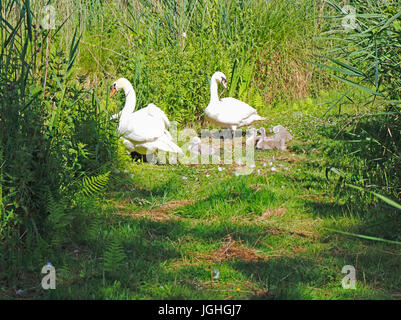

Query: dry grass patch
[114,199,194,221]
[259,208,287,220]
[200,236,264,262]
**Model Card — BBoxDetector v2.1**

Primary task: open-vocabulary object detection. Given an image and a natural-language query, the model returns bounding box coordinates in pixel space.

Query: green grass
[1,0,400,301]
[2,94,400,300]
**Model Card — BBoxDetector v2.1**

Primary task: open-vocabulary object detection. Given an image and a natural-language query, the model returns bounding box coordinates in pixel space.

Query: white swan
[205,71,266,136]
[109,78,183,156]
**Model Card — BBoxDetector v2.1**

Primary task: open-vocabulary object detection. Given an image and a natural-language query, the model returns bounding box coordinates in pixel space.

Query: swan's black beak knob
[221,78,227,88]
[110,84,117,98]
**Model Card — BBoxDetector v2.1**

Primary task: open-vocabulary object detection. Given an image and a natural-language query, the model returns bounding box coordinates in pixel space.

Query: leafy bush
[0,0,116,278]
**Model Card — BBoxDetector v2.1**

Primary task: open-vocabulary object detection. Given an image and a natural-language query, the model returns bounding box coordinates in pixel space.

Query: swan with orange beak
[109,78,183,160]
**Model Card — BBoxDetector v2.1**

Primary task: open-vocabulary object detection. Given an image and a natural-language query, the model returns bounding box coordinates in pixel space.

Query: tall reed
[315,0,401,197]
[60,0,329,123]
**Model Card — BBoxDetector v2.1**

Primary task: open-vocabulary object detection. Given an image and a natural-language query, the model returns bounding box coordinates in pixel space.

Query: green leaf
[322,90,351,118]
[325,228,401,245]
[332,75,384,97]
[326,57,365,77]
[346,184,401,211]
[324,0,343,13]
[305,59,363,77]
[379,10,401,33]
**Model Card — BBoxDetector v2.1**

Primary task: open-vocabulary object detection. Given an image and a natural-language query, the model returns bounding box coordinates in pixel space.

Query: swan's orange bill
[110,88,116,98]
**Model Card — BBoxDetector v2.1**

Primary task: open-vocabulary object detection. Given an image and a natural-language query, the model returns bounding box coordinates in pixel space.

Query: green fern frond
[242,62,254,86]
[248,89,265,110]
[88,219,101,240]
[238,83,248,100]
[47,194,71,229]
[103,239,127,273]
[81,171,110,197]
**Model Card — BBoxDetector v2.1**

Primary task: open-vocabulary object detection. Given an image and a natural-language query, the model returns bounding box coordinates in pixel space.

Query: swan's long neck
[209,76,219,104]
[121,83,136,116]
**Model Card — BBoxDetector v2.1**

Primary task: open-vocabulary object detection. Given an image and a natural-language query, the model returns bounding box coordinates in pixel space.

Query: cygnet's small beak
[109,86,117,98]
[221,78,227,89]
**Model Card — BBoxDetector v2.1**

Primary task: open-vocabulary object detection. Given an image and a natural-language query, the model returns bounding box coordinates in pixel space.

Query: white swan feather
[110,78,182,155]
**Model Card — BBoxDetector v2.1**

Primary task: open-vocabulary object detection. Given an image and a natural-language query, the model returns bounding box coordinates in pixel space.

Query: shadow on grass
[304,199,349,218]
[35,201,401,300]
[36,154,401,300]
[316,115,401,191]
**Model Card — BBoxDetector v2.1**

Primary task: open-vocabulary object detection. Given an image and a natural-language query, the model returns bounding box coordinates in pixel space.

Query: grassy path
[18,99,401,300]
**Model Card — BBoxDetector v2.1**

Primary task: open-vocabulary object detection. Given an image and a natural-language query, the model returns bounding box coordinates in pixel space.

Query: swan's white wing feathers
[137,134,183,154]
[119,108,166,142]
[146,104,170,129]
[208,97,262,125]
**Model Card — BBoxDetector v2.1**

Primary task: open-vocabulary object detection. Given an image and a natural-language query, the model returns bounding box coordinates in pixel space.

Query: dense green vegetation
[314,0,401,208]
[0,0,400,299]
